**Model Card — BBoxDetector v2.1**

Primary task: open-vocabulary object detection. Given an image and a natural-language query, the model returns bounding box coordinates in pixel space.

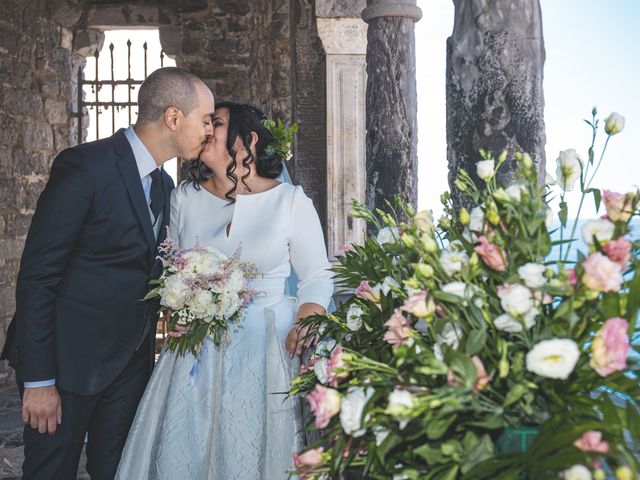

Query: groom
[1,67,215,479]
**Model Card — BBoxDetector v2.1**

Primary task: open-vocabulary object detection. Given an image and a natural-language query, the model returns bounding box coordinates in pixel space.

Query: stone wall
[0,0,85,383]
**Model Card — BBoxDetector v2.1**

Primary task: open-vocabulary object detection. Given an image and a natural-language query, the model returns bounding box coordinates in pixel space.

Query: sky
[415,0,640,219]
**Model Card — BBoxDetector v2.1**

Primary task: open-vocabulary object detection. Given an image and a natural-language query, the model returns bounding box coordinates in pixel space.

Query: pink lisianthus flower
[581,253,623,292]
[447,355,491,392]
[574,431,610,453]
[603,190,635,222]
[293,447,324,478]
[383,309,411,348]
[400,290,436,318]
[567,269,579,288]
[602,237,632,267]
[307,385,341,428]
[300,355,319,374]
[590,317,631,376]
[474,236,507,272]
[355,280,380,304]
[327,345,349,387]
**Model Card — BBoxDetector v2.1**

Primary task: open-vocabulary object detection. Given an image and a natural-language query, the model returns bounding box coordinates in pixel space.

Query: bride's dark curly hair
[183,102,284,202]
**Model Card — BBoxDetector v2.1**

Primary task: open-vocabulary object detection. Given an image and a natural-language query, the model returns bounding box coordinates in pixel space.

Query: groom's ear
[163,107,181,132]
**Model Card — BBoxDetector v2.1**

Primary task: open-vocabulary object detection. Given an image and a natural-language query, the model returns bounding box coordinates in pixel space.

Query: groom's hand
[22,386,62,434]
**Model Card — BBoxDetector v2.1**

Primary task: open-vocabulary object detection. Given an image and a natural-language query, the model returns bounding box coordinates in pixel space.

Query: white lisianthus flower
[526,338,580,379]
[346,304,365,331]
[494,308,538,333]
[160,273,192,310]
[190,288,216,319]
[315,338,337,356]
[380,276,401,296]
[505,184,526,202]
[414,210,434,233]
[441,281,483,308]
[563,464,593,480]
[313,358,329,385]
[340,387,374,437]
[376,226,400,245]
[518,263,546,289]
[499,284,533,317]
[434,322,462,360]
[555,149,582,191]
[440,249,469,276]
[476,159,495,182]
[386,389,414,429]
[469,206,485,233]
[545,172,556,186]
[373,426,390,446]
[604,112,625,136]
[581,219,615,245]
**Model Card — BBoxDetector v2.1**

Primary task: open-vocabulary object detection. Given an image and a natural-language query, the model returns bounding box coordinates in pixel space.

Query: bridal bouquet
[145,237,257,355]
[290,111,640,479]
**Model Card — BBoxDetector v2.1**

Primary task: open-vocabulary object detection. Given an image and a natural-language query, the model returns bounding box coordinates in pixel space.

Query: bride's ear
[249,131,258,150]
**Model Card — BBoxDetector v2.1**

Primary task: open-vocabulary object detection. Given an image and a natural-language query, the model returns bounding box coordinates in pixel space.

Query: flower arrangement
[290,111,640,479]
[262,117,299,161]
[145,236,257,355]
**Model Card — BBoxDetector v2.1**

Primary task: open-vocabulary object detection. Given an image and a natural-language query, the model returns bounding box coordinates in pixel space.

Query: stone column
[317,18,367,260]
[362,0,422,215]
[446,0,546,204]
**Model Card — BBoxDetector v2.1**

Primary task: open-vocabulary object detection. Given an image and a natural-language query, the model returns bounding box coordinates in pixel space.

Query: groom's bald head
[136,67,206,125]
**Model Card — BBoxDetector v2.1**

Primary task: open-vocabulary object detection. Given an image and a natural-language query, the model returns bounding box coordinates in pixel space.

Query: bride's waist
[249,276,287,303]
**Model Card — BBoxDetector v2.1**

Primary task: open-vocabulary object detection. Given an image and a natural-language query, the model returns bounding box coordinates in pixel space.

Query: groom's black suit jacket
[1,129,174,395]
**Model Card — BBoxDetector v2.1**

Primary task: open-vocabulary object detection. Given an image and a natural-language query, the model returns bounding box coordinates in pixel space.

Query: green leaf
[558,201,568,227]
[625,270,640,326]
[461,434,494,474]
[465,328,487,355]
[426,414,457,440]
[503,384,528,408]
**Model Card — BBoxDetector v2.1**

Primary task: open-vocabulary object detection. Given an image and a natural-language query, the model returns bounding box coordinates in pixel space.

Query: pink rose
[383,309,411,348]
[355,280,380,304]
[603,237,632,267]
[590,317,630,376]
[604,190,635,222]
[574,431,610,453]
[582,253,623,292]
[293,447,324,478]
[327,345,348,387]
[474,236,507,272]
[307,385,341,428]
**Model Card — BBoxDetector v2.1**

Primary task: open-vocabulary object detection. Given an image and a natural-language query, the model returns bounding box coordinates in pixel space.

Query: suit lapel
[113,131,156,261]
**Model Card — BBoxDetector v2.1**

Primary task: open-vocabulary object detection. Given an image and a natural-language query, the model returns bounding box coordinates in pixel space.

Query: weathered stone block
[39,72,61,97]
[50,0,83,28]
[20,179,46,211]
[316,0,366,18]
[44,98,68,125]
[0,28,20,57]
[0,147,12,175]
[2,88,44,118]
[0,260,20,288]
[0,286,17,316]
[217,0,251,16]
[13,148,50,176]
[73,29,104,58]
[0,56,12,84]
[0,180,21,212]
[0,215,5,235]
[21,121,54,151]
[173,0,208,13]
[53,126,70,151]
[0,114,18,147]
[2,213,32,238]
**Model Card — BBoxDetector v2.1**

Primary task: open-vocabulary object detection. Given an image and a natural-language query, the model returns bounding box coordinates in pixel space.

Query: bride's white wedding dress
[115,181,333,479]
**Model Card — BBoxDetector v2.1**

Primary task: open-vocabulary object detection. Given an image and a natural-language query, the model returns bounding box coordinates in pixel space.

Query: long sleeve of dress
[169,186,181,242]
[288,186,334,309]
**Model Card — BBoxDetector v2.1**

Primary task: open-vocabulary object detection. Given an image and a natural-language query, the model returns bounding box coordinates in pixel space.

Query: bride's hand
[161,309,190,338]
[284,323,309,358]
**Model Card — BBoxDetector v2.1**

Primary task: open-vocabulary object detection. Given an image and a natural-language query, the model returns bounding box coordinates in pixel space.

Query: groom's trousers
[21,334,153,480]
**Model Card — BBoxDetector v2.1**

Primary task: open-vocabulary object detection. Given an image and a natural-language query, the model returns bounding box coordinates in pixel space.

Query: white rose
[346,304,365,331]
[440,249,469,276]
[581,219,615,245]
[518,263,546,289]
[499,284,533,317]
[160,273,192,310]
[476,159,495,182]
[386,389,414,429]
[313,358,329,384]
[340,387,374,437]
[469,206,485,232]
[563,465,592,480]
[190,288,216,319]
[604,112,625,136]
[555,149,582,191]
[376,226,399,245]
[494,308,538,333]
[525,338,580,379]
[441,281,483,308]
[505,184,526,202]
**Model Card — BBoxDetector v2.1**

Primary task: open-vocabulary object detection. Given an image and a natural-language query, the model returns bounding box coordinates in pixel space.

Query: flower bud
[439,216,451,229]
[420,234,438,253]
[615,466,633,480]
[492,188,511,203]
[469,252,479,268]
[400,233,416,249]
[499,358,510,378]
[403,277,421,290]
[414,263,434,280]
[497,150,508,164]
[459,208,470,225]
[454,178,467,192]
[604,112,625,135]
[594,470,606,480]
[406,203,416,217]
[486,210,500,226]
[429,399,443,408]
[521,153,533,169]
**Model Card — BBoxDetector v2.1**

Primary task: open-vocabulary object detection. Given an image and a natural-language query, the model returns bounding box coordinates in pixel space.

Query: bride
[116,102,334,479]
